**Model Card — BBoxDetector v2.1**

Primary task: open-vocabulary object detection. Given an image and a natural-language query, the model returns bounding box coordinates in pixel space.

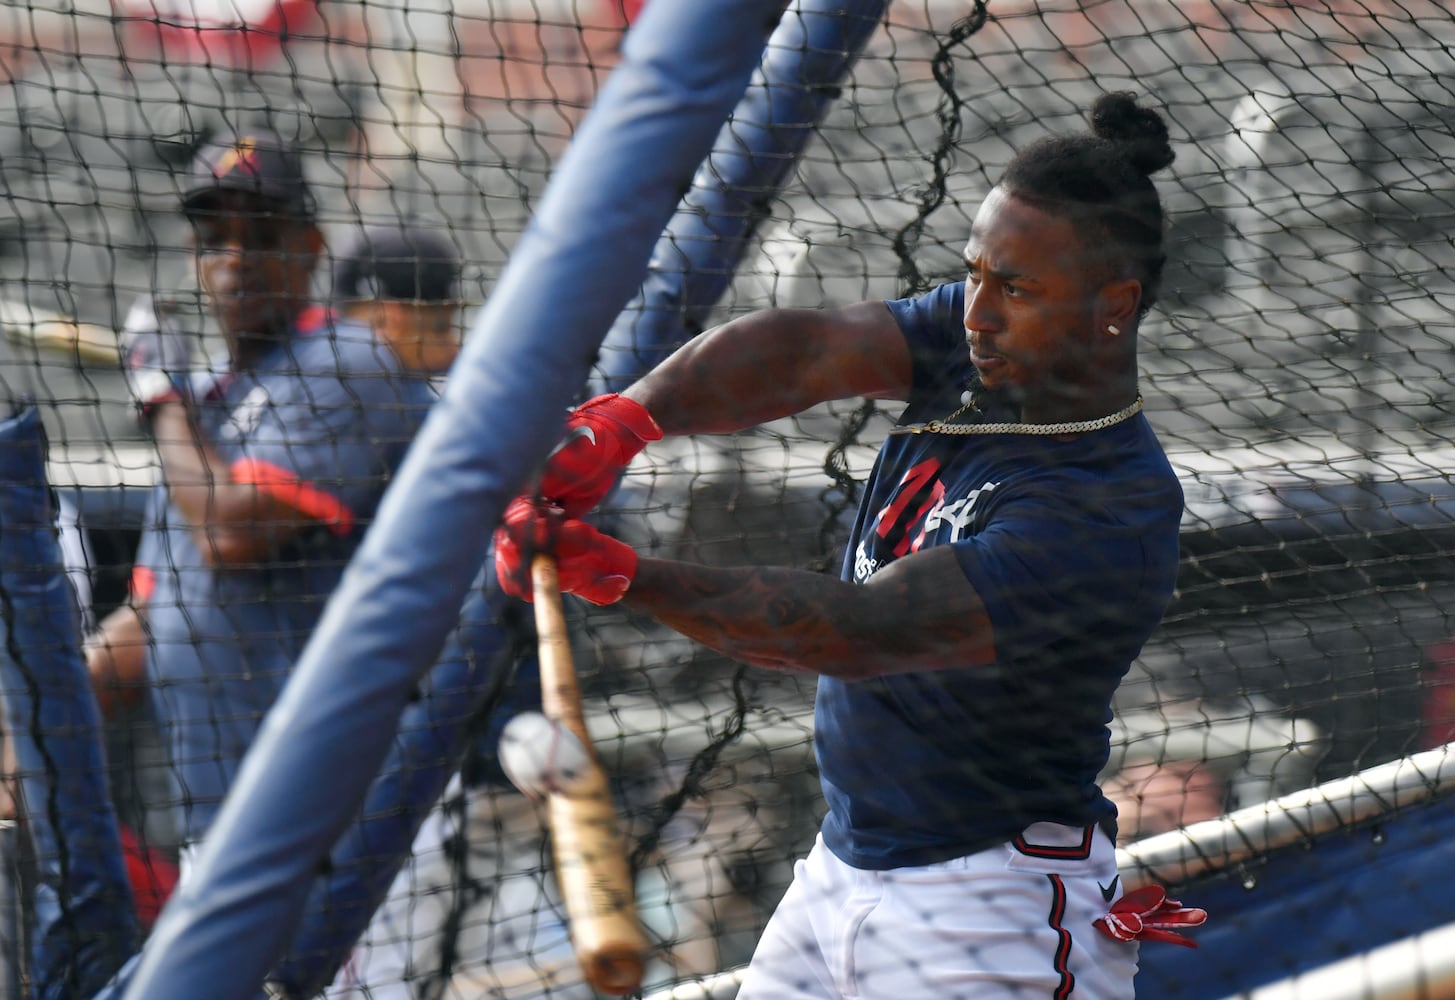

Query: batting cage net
[1,1,1453,998]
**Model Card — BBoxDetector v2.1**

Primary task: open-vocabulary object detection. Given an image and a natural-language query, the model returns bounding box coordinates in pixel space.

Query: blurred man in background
[84,130,436,870]
[333,223,465,377]
[1101,759,1229,845]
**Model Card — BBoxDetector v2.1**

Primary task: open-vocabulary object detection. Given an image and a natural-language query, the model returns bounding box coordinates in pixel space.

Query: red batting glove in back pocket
[1093,885,1207,948]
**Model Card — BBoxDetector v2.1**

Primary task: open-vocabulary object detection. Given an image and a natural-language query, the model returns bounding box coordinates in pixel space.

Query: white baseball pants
[737,824,1139,999]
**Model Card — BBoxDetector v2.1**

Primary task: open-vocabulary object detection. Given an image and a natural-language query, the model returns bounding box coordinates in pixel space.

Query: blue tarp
[1135,799,1455,998]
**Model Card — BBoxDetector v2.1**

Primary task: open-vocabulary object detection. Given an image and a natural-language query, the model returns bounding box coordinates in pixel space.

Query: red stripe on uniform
[230,457,355,535]
[293,304,333,335]
[130,565,156,603]
[1013,825,1094,860]
[1046,874,1076,1000]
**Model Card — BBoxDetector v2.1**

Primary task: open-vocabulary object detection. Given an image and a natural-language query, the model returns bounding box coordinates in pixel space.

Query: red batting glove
[494,498,638,606]
[1093,885,1208,949]
[539,394,662,518]
[494,497,558,600]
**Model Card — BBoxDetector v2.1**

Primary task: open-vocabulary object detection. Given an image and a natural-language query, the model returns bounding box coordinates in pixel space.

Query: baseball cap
[181,129,316,221]
[332,226,462,303]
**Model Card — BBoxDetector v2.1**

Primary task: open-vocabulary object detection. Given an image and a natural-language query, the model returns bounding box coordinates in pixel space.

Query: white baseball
[497,711,594,799]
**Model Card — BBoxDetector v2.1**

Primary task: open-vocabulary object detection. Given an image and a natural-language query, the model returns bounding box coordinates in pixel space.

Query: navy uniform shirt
[135,307,435,845]
[815,282,1184,870]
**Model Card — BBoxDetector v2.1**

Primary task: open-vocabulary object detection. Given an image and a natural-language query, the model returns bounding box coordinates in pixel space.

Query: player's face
[376,300,462,375]
[192,191,321,342]
[961,187,1106,401]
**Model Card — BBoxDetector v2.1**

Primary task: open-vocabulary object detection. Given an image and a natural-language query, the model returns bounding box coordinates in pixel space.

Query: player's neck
[228,326,293,371]
[1017,373,1139,425]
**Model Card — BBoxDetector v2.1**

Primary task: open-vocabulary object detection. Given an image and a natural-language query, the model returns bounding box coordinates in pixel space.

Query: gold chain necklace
[890,394,1145,436]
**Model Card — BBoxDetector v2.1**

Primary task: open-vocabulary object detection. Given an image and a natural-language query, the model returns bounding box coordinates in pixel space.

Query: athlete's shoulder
[285,311,436,396]
[883,281,968,381]
[252,314,433,422]
[988,427,1180,522]
[885,280,963,327]
[1122,417,1184,502]
[290,311,394,372]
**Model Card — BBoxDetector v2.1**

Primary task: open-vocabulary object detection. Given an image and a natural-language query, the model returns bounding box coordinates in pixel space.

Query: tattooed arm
[624,547,995,680]
[626,300,913,436]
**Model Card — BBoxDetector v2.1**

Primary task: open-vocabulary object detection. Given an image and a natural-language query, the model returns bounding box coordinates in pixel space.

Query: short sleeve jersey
[137,308,435,844]
[814,282,1185,870]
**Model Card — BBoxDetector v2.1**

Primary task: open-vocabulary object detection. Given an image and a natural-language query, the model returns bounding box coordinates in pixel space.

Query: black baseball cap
[181,129,316,221]
[332,226,462,303]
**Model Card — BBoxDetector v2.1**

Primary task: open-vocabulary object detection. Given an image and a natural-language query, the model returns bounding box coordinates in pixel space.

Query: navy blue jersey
[137,308,435,844]
[815,282,1184,870]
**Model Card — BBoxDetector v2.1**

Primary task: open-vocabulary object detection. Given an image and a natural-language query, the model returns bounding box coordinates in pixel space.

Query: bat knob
[587,948,646,996]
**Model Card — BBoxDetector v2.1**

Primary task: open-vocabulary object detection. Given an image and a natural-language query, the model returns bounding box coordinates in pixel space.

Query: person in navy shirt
[85,131,435,857]
[494,93,1204,997]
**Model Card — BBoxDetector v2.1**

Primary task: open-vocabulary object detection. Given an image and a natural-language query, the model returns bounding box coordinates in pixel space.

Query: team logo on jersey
[854,459,1000,582]
[924,481,999,543]
[224,385,270,440]
[870,458,945,560]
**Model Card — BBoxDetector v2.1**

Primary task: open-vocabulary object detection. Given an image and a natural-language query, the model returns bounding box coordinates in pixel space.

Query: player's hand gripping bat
[529,426,648,995]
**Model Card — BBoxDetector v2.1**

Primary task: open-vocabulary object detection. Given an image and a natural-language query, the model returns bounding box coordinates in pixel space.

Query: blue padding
[0,405,138,999]
[1134,799,1455,998]
[592,0,891,394]
[267,568,539,997]
[271,6,890,987]
[114,3,782,997]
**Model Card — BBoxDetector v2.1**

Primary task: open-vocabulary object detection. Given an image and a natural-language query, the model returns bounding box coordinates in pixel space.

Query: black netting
[1,2,1453,998]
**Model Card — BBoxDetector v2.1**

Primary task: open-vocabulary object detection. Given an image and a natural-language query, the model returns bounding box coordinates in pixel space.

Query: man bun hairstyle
[1091,91,1176,177]
[1000,91,1175,317]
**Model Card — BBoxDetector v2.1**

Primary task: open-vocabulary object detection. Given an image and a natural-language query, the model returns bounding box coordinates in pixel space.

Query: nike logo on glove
[1099,875,1120,904]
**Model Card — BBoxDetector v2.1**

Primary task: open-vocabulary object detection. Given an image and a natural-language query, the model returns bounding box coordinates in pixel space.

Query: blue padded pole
[591,0,890,394]
[0,405,139,1000]
[112,2,783,997]
[266,569,538,997]
[269,5,887,988]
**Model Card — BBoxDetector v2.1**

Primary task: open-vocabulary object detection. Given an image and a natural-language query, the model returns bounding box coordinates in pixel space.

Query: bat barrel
[532,552,649,995]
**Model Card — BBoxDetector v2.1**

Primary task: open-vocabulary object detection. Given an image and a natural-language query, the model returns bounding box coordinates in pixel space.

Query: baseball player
[84,130,436,863]
[332,223,466,377]
[495,92,1206,998]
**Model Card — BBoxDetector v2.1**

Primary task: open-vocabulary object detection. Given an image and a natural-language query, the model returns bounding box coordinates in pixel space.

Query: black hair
[999,91,1175,317]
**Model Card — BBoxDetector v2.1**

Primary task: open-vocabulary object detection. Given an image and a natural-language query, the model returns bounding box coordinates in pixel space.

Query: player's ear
[1096,277,1141,336]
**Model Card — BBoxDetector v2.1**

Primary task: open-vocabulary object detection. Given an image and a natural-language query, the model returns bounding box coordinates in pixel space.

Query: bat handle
[531,551,565,630]
[531,553,588,741]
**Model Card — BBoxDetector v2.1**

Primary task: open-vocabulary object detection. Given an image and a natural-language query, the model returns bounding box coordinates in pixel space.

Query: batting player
[496,92,1206,997]
[84,130,436,863]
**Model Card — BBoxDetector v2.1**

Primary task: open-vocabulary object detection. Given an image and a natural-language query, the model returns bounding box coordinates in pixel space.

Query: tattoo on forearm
[629,549,993,678]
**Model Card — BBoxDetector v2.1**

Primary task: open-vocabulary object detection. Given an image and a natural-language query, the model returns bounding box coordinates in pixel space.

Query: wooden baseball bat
[531,552,649,996]
[0,295,123,365]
